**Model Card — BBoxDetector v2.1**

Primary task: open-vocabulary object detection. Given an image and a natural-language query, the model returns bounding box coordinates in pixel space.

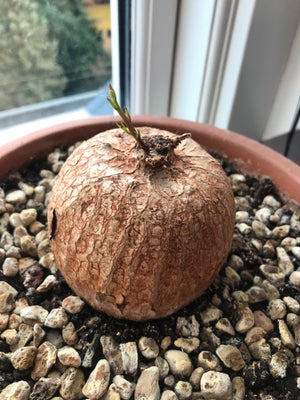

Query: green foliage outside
[0,0,110,111]
[0,0,66,110]
[36,0,109,96]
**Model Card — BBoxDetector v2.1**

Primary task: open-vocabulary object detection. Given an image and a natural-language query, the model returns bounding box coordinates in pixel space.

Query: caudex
[48,87,235,321]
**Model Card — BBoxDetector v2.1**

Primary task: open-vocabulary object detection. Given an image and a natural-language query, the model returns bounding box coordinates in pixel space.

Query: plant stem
[107,85,150,154]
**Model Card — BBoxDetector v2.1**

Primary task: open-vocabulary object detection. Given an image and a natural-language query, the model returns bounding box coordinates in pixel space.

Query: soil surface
[0,144,299,400]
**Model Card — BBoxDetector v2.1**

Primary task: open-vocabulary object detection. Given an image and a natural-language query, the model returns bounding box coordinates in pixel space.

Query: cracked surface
[48,127,235,320]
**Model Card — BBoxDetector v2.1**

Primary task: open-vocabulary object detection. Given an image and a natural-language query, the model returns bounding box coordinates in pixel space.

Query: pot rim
[0,115,299,206]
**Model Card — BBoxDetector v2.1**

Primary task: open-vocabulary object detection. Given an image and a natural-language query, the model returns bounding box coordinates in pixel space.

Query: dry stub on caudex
[48,88,235,321]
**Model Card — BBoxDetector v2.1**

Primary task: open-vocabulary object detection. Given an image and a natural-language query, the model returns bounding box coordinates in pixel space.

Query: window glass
[0,0,112,132]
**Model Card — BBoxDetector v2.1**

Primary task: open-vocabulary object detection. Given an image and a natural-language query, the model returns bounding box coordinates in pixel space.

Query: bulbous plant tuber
[48,88,235,321]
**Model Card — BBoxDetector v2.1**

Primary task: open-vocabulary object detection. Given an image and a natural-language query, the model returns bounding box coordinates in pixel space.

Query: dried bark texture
[48,127,235,320]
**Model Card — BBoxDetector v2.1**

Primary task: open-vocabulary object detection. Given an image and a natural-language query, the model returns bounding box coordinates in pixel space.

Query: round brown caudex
[48,127,235,320]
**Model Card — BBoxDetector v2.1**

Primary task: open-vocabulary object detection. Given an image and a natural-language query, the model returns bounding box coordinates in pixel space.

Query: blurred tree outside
[0,0,111,111]
[0,0,67,111]
[36,0,111,96]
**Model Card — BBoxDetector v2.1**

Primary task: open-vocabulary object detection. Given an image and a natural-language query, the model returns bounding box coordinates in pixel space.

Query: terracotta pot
[1,116,300,207]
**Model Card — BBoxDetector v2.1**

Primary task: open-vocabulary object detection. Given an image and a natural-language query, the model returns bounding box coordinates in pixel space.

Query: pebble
[189,367,205,390]
[100,335,123,375]
[263,195,281,209]
[198,351,222,371]
[246,286,268,303]
[176,315,200,337]
[262,240,275,258]
[14,323,33,349]
[120,341,138,375]
[57,345,81,367]
[1,328,19,346]
[248,338,271,361]
[235,196,251,211]
[61,295,85,314]
[269,349,294,378]
[59,367,85,400]
[161,390,178,400]
[0,281,18,313]
[9,213,22,228]
[138,336,159,359]
[39,253,56,271]
[45,330,64,349]
[36,274,57,292]
[164,350,193,376]
[200,371,232,400]
[174,381,192,400]
[244,327,266,345]
[33,323,46,347]
[20,305,49,325]
[31,341,57,380]
[216,345,245,371]
[255,207,272,223]
[259,264,285,286]
[232,290,249,303]
[277,247,294,275]
[1,231,14,250]
[10,345,37,370]
[113,375,135,400]
[228,254,244,270]
[236,222,251,235]
[0,313,9,331]
[215,317,235,336]
[44,307,69,329]
[2,257,19,277]
[200,306,223,325]
[20,208,38,226]
[252,220,271,239]
[160,336,172,351]
[278,319,296,349]
[155,356,170,378]
[134,366,160,400]
[103,383,121,400]
[292,246,300,260]
[62,322,78,346]
[235,211,249,222]
[232,376,246,400]
[6,190,27,205]
[272,224,290,238]
[267,299,287,320]
[253,310,274,333]
[290,212,300,232]
[6,246,21,258]
[30,377,61,400]
[289,271,300,288]
[283,296,300,313]
[82,359,110,399]
[174,337,200,353]
[0,381,31,400]
[164,374,176,388]
[34,186,46,203]
[235,306,255,333]
[20,235,37,257]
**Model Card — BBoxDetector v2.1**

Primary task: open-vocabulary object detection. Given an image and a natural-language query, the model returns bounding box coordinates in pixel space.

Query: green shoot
[107,85,149,154]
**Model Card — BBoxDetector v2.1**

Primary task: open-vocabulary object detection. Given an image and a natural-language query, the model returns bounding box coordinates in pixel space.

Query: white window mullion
[110,0,121,102]
[263,20,300,141]
[130,0,178,115]
[169,0,216,120]
[169,0,255,127]
[211,0,256,128]
[197,0,237,124]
